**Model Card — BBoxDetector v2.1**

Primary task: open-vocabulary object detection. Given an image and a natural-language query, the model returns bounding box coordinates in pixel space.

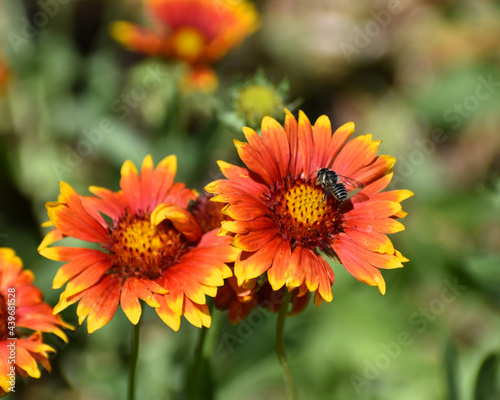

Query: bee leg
[317,193,327,206]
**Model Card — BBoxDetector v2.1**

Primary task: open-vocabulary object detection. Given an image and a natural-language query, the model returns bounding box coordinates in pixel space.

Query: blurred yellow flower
[111,0,259,92]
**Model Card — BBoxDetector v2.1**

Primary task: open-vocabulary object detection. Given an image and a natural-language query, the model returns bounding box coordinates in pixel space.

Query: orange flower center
[106,212,191,279]
[171,28,206,62]
[188,195,226,233]
[268,177,340,250]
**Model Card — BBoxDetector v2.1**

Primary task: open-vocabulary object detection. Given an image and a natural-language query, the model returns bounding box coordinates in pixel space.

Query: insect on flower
[206,110,413,300]
[311,168,365,205]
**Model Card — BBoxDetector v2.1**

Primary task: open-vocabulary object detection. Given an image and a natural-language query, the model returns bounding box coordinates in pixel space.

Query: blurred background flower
[0,58,8,95]
[111,0,259,92]
[0,0,499,398]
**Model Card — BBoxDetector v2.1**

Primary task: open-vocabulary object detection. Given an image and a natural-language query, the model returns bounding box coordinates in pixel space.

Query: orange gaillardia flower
[111,0,259,91]
[206,111,413,306]
[0,248,72,395]
[38,155,239,334]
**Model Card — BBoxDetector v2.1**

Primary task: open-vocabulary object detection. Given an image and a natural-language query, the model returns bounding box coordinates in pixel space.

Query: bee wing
[338,175,364,190]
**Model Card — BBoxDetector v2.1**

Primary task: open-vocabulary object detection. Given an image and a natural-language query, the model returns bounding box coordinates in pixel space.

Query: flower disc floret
[267,176,338,250]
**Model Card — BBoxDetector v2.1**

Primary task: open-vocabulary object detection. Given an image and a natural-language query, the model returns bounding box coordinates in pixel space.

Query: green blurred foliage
[0,0,499,399]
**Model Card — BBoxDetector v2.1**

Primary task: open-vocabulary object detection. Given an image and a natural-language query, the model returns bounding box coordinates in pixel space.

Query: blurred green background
[1,0,499,399]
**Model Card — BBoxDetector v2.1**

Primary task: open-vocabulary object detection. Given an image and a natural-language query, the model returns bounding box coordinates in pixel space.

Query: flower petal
[155,294,181,331]
[234,238,281,284]
[267,239,291,290]
[151,203,202,242]
[183,299,211,328]
[121,277,162,325]
[76,275,121,333]
[261,116,290,178]
[46,182,109,243]
[333,134,380,178]
[344,227,395,254]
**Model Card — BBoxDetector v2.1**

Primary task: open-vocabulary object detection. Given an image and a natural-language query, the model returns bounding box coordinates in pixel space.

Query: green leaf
[475,353,500,400]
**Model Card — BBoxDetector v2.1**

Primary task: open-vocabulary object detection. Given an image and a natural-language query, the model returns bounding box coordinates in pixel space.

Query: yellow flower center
[283,183,331,225]
[107,212,190,279]
[268,177,340,250]
[237,85,283,126]
[171,28,206,61]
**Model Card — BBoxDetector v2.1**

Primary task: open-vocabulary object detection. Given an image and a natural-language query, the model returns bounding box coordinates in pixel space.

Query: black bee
[313,168,364,205]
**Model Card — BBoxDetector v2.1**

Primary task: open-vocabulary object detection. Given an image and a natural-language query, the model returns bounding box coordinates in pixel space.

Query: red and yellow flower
[0,248,72,395]
[39,155,239,333]
[111,0,259,91]
[206,110,413,306]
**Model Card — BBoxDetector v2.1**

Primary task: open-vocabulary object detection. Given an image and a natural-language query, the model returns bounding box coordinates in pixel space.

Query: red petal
[234,218,277,251]
[286,246,308,289]
[76,275,121,333]
[333,236,386,294]
[261,116,290,178]
[267,239,291,290]
[47,182,109,243]
[63,260,111,297]
[297,111,314,175]
[224,200,269,221]
[333,134,380,178]
[88,186,127,220]
[155,294,181,331]
[49,249,112,289]
[120,277,161,325]
[344,227,395,254]
[285,109,301,176]
[324,121,355,168]
[344,200,402,219]
[342,217,405,234]
[234,138,276,185]
[352,155,395,186]
[234,238,281,284]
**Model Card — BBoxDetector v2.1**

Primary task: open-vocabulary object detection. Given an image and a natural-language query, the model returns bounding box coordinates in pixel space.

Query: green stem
[186,325,212,400]
[194,325,209,363]
[128,316,142,400]
[275,289,297,400]
[204,306,221,357]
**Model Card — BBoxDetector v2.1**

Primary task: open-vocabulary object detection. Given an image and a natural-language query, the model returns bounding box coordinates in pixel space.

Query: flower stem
[128,315,142,400]
[185,302,217,399]
[275,289,297,400]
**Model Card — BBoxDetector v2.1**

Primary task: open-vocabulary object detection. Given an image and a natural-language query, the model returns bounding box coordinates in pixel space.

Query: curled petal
[151,203,202,242]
